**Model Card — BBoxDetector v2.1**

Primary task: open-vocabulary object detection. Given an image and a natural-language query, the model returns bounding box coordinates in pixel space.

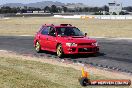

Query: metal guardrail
[1,13,132,20]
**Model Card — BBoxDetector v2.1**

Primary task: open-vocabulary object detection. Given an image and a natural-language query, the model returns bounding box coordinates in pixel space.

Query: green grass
[0,17,132,37]
[0,57,78,88]
[0,56,130,88]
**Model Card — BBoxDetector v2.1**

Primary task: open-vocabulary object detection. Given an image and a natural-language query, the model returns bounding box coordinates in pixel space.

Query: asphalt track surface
[0,36,132,73]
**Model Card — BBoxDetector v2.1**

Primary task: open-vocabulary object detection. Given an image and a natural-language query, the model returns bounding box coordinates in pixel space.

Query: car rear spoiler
[60,24,72,26]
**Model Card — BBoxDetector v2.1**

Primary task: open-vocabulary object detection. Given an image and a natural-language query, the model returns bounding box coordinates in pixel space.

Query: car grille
[78,48,97,52]
[78,43,92,46]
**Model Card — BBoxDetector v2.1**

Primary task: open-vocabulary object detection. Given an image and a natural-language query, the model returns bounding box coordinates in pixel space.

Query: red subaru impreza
[34,24,99,57]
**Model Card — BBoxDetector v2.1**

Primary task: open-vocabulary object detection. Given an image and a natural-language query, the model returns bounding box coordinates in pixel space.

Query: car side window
[41,27,49,35]
[48,27,56,37]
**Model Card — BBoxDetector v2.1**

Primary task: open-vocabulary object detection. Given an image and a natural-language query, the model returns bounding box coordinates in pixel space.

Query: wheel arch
[34,39,38,45]
[56,43,62,49]
[34,40,41,47]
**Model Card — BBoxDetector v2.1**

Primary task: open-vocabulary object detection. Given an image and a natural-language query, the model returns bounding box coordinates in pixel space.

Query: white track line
[19,35,33,36]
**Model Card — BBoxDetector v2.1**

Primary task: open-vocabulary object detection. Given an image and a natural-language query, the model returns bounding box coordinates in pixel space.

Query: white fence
[54,15,132,20]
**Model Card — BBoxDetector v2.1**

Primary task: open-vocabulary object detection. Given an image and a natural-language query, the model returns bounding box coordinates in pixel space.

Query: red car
[34,24,99,57]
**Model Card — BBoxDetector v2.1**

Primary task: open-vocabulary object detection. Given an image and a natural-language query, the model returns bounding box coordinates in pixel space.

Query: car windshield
[56,27,84,36]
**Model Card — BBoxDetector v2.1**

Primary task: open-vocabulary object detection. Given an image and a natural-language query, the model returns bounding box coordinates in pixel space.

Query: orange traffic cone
[81,67,89,78]
[79,67,91,86]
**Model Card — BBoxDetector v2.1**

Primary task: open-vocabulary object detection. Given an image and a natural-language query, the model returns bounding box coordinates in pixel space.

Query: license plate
[84,48,88,50]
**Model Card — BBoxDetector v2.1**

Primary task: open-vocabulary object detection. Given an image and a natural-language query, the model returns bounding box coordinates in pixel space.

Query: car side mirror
[84,33,87,37]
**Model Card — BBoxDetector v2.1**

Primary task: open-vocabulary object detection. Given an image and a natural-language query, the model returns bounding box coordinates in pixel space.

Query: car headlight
[92,42,98,46]
[66,43,77,47]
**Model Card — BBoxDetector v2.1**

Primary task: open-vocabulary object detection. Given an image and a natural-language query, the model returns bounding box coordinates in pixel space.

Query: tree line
[0,5,109,13]
[0,5,132,14]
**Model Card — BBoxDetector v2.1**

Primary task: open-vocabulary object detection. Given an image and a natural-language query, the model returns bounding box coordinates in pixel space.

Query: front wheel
[35,41,42,53]
[56,44,64,58]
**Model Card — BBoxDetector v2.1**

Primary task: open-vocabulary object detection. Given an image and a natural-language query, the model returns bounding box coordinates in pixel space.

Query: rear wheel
[56,44,64,58]
[35,41,42,53]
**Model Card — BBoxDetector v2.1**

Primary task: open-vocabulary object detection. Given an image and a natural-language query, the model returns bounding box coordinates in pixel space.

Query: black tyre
[79,77,90,86]
[56,44,64,58]
[35,41,42,53]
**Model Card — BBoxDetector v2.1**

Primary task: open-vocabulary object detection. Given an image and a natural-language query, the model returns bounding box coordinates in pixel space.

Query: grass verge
[0,52,131,88]
[0,56,101,88]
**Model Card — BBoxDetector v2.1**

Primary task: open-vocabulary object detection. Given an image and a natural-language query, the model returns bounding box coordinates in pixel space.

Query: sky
[0,0,131,6]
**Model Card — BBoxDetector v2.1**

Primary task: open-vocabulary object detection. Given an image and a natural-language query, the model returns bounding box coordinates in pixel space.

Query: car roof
[42,24,75,28]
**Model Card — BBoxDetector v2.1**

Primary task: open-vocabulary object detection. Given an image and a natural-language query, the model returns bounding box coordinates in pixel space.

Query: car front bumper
[63,46,99,54]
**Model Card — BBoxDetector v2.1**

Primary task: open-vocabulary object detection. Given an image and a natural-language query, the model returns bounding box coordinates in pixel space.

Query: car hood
[57,36,97,43]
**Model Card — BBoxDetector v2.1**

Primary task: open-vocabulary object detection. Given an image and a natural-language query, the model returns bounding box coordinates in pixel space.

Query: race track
[0,36,132,73]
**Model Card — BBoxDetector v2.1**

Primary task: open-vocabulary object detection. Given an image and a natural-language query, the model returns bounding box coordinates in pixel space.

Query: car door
[39,26,49,50]
[47,27,57,51]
